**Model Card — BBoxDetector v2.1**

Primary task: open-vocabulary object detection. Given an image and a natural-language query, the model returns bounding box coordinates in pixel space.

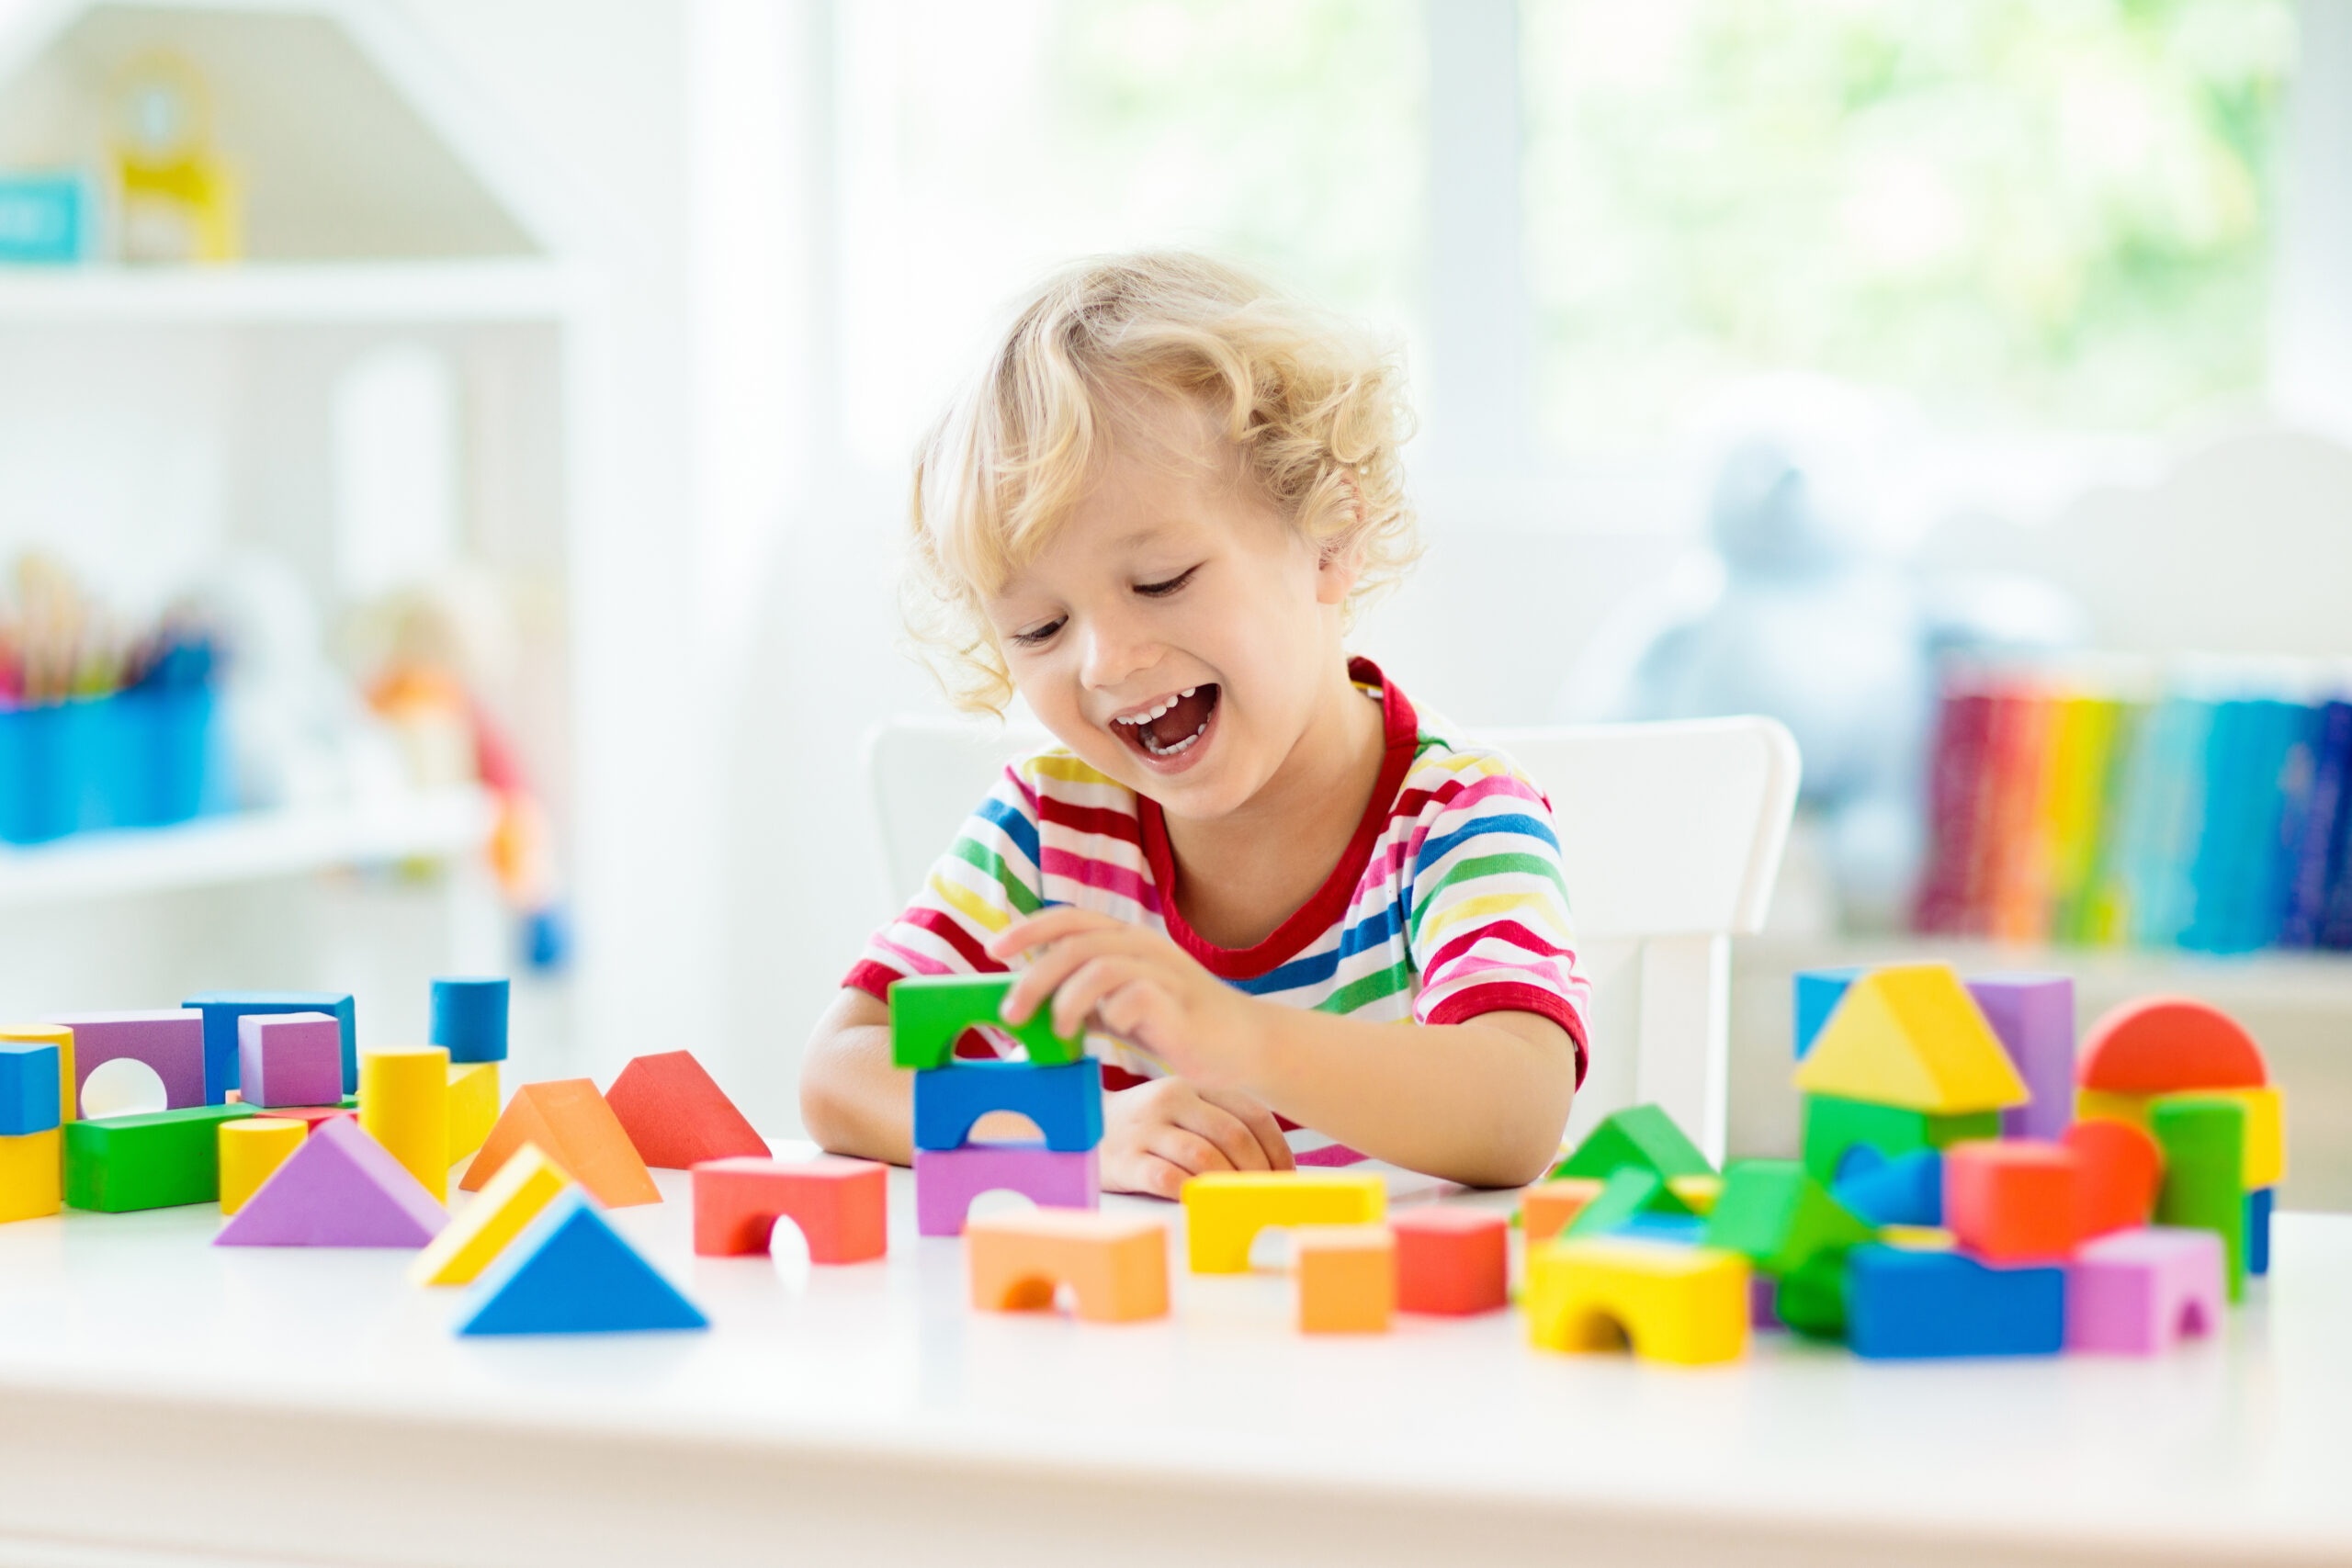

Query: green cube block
[1801,1095,1998,1185]
[2152,1095,2246,1303]
[888,974,1085,1069]
[1548,1103,1713,1184]
[65,1105,255,1212]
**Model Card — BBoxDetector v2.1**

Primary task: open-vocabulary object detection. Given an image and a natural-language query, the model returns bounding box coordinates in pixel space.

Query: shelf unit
[0,259,591,323]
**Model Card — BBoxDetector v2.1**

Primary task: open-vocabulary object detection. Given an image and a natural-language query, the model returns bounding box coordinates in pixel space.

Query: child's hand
[988,908,1271,1089]
[1099,1077,1295,1199]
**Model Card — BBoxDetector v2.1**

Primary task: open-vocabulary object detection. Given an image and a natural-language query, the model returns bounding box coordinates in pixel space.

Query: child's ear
[1313,474,1368,605]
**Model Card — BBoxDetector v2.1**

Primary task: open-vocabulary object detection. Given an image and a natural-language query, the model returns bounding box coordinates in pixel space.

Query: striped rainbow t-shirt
[845,660,1590,1091]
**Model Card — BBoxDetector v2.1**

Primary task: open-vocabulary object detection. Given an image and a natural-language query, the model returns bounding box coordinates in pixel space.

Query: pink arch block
[2065,1225,2225,1356]
[914,1143,1098,1236]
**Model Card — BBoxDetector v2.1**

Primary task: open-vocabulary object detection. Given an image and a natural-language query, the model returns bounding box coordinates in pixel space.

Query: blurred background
[2,0,2348,1194]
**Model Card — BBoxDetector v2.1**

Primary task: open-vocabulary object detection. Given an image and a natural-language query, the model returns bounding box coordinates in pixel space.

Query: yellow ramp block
[1181,1171,1385,1273]
[360,1045,451,1202]
[447,1062,501,1166]
[1793,963,2028,1115]
[219,1118,306,1215]
[0,1024,73,1123]
[0,1126,61,1223]
[1525,1238,1749,1365]
[411,1144,572,1286]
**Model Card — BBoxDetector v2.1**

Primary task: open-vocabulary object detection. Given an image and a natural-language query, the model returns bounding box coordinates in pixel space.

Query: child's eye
[1135,565,1201,598]
[1008,617,1065,648]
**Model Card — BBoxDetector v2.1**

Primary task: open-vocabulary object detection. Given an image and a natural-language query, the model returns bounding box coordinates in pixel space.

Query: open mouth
[1111,684,1220,761]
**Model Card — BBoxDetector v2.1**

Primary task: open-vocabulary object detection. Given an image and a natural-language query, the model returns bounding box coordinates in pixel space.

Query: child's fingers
[1117,1153,1191,1201]
[986,906,1118,963]
[998,930,1162,1025]
[1170,1095,1276,1172]
[1050,955,1159,1039]
[1150,1125,1237,1179]
[1201,1086,1295,1172]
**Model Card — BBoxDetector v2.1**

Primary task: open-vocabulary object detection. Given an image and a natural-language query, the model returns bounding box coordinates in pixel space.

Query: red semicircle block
[2063,1117,2165,1238]
[2076,997,2267,1094]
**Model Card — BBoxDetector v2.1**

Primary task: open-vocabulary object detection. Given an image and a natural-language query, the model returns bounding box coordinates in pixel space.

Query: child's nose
[1079,612,1156,690]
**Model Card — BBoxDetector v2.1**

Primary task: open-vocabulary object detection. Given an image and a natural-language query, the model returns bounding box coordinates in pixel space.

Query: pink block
[2065,1225,2225,1356]
[215,1116,447,1247]
[46,1010,206,1111]
[238,1012,343,1109]
[913,1142,1098,1236]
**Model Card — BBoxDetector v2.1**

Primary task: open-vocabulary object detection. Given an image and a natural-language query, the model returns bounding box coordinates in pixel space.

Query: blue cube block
[2247,1185,2273,1277]
[185,991,357,1102]
[1834,1148,1942,1227]
[0,1040,61,1134]
[431,976,510,1065]
[1615,1212,1707,1245]
[1794,967,1868,1060]
[912,1057,1102,1152]
[1847,1244,2064,1359]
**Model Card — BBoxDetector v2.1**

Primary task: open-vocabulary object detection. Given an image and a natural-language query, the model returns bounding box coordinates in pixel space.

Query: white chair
[861,714,1799,1166]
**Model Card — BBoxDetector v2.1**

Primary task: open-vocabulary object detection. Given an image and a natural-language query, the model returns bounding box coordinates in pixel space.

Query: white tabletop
[0,1150,2343,1568]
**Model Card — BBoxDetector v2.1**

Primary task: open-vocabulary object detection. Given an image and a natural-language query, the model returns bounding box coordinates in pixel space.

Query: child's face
[984,398,1354,822]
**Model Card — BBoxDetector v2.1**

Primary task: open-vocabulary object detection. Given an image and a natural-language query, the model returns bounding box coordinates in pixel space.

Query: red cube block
[693,1156,888,1263]
[1392,1207,1508,1314]
[1943,1140,2081,1263]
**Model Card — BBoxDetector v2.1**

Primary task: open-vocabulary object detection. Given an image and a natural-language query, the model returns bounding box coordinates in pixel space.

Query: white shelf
[0,786,496,909]
[0,259,588,324]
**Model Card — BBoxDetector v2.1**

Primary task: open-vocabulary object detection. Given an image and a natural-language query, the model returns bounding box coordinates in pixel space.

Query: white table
[0,1153,2344,1568]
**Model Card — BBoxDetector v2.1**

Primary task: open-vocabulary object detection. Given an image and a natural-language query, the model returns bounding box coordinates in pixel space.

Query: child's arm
[992,908,1577,1189]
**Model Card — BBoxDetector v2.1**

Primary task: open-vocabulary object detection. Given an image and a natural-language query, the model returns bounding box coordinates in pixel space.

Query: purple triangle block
[216,1116,447,1247]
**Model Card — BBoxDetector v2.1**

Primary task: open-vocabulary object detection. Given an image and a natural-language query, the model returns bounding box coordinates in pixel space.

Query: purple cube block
[1966,973,2074,1141]
[238,1011,344,1109]
[2065,1226,2224,1356]
[912,1142,1099,1236]
[43,1009,205,1114]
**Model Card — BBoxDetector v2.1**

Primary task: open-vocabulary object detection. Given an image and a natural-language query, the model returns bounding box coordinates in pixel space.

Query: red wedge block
[605,1050,770,1168]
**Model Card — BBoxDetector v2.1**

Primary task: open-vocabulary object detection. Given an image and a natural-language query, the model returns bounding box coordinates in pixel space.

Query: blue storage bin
[0,700,89,843]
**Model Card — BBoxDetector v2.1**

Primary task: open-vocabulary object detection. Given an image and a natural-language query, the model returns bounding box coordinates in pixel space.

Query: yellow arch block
[1181,1171,1385,1273]
[1525,1238,1749,1365]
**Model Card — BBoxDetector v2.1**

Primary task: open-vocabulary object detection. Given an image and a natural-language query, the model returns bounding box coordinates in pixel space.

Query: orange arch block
[2077,998,2267,1094]
[967,1209,1169,1323]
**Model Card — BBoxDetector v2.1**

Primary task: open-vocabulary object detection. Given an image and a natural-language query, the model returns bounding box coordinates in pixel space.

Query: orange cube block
[693,1156,887,1263]
[1521,1179,1603,1243]
[2063,1117,2163,1239]
[1943,1140,2080,1263]
[967,1209,1169,1323]
[1393,1207,1507,1314]
[1295,1224,1395,1334]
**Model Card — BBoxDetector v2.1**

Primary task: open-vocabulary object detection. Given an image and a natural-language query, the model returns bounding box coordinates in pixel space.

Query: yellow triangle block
[1792,964,2029,1114]
[409,1143,572,1286]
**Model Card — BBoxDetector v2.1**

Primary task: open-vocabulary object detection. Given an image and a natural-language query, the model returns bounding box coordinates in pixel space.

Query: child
[800,253,1589,1194]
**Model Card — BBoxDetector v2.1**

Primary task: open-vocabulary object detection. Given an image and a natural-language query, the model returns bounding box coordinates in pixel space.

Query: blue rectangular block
[184,992,357,1101]
[1847,1244,2064,1359]
[0,173,89,264]
[1794,967,1867,1060]
[0,1040,61,1134]
[911,1057,1102,1152]
[2248,1185,2273,1277]
[1833,1148,1942,1227]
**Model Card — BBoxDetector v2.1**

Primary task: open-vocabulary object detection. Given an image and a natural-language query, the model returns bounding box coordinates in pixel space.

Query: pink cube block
[45,1010,206,1111]
[237,1012,344,1109]
[912,1142,1098,1236]
[2065,1225,2225,1356]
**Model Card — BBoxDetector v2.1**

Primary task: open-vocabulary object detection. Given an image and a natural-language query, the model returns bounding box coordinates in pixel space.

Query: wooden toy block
[916,1143,1098,1236]
[2077,996,2267,1095]
[1548,1103,1712,1183]
[912,1058,1102,1153]
[1845,1244,2064,1359]
[0,1024,73,1124]
[0,1037,62,1135]
[967,1208,1170,1323]
[2248,1186,2274,1276]
[1392,1207,1508,1314]
[185,991,356,1101]
[2151,1095,2246,1302]
[693,1155,888,1262]
[1182,1170,1385,1271]
[888,973,1084,1068]
[216,1116,447,1247]
[217,1118,305,1215]
[236,1013,342,1110]
[1879,1224,1956,1250]
[1521,1179,1603,1243]
[44,1010,205,1114]
[605,1050,770,1168]
[1665,1174,1723,1214]
[458,1188,708,1335]
[1748,1272,1780,1328]
[412,1144,571,1285]
[460,1078,662,1208]
[1704,1160,1873,1338]
[2065,1226,2224,1355]
[65,1105,254,1211]
[1566,1168,1690,1240]
[447,1062,500,1165]
[0,1126,62,1222]
[2063,1117,2163,1239]
[1942,1140,2081,1263]
[359,1046,452,1203]
[1832,1147,1941,1227]
[1801,1093,1999,1185]
[1965,973,2075,1141]
[1792,965,1867,1060]
[1295,1224,1396,1333]
[1792,963,2029,1115]
[2199,1085,2285,1190]
[429,976,510,1065]
[1525,1239,1749,1365]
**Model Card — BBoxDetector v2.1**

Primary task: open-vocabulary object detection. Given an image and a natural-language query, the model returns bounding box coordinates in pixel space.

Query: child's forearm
[798,989,914,1164]
[1240,1008,1576,1189]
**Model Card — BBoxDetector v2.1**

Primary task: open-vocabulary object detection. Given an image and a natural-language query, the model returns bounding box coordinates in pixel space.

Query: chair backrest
[861,713,1800,1165]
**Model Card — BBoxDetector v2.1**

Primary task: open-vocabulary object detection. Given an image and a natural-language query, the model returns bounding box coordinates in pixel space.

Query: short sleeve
[843,762,1047,1003]
[1405,757,1591,1083]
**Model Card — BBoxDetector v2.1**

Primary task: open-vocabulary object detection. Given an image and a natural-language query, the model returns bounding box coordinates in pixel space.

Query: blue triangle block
[456,1189,708,1336]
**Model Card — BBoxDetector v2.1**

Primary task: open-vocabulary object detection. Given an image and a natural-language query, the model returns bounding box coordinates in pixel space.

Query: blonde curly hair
[904,251,1419,715]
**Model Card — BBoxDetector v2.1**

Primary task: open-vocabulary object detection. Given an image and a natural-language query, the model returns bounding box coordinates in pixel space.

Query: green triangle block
[1704,1159,1875,1278]
[1548,1104,1713,1184]
[1563,1168,1697,1240]
[457,1190,708,1336]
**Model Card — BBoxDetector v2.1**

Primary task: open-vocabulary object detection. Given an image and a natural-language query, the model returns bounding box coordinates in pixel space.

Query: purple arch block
[913,1142,1098,1236]
[2065,1225,2225,1356]
[44,1010,205,1113]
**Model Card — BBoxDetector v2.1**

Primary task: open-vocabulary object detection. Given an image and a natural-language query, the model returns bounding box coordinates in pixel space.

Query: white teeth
[1180,687,1196,697]
[1137,716,1211,758]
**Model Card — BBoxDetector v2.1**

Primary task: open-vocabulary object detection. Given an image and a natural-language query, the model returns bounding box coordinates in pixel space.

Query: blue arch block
[912,1058,1102,1152]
